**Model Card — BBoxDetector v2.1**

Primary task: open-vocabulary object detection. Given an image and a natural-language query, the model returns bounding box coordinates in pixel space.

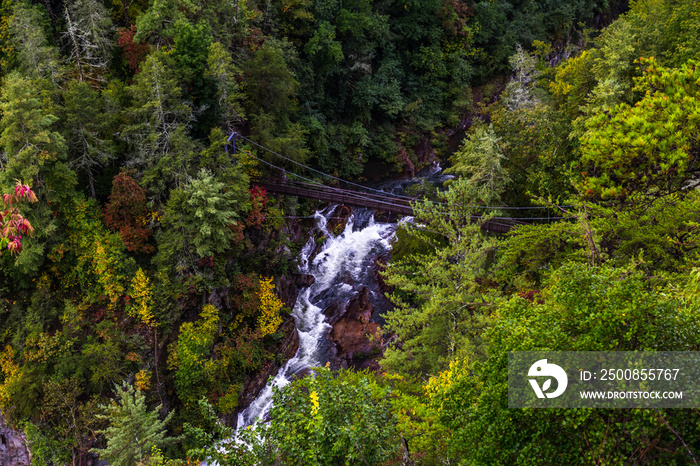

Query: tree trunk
[121,0,130,23]
[400,434,415,466]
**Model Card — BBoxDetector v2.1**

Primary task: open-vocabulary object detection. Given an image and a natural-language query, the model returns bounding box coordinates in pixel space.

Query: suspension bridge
[227,132,567,234]
[254,179,528,234]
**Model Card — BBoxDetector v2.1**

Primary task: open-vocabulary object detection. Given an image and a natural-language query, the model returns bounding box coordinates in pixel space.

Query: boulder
[295,273,315,288]
[275,275,300,308]
[328,287,384,371]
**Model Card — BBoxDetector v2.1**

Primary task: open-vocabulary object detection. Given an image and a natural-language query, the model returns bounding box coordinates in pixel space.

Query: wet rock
[276,244,292,259]
[414,136,438,170]
[328,287,384,371]
[295,273,315,288]
[275,275,300,308]
[0,414,30,466]
[373,211,404,223]
[326,205,352,233]
[283,218,305,244]
[323,301,341,323]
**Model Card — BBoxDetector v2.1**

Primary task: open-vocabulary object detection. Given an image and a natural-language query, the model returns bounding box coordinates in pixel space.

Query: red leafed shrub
[117,25,150,73]
[1,180,38,255]
[104,172,154,253]
[246,185,268,227]
[198,256,215,268]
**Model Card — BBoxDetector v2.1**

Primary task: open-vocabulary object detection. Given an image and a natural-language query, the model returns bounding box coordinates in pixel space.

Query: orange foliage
[104,172,154,253]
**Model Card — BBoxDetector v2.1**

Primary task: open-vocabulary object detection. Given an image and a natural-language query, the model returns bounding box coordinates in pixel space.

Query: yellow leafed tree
[129,268,156,327]
[0,345,22,413]
[257,277,284,336]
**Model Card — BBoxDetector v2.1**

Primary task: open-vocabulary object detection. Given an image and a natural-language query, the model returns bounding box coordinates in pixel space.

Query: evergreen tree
[0,71,66,186]
[579,58,700,201]
[382,179,501,376]
[63,81,113,198]
[8,1,62,83]
[154,166,249,278]
[124,51,194,199]
[92,381,176,466]
[206,42,245,130]
[446,125,510,205]
[243,40,300,127]
[186,168,245,258]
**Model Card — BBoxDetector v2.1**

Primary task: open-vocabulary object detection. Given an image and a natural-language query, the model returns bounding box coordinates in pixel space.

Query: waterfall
[236,206,396,429]
[200,165,447,465]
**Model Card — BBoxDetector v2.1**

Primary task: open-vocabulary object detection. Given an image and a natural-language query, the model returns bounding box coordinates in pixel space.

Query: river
[236,163,448,429]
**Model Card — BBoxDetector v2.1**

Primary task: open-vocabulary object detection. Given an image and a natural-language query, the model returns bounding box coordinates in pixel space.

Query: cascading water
[234,163,452,431]
[236,206,396,429]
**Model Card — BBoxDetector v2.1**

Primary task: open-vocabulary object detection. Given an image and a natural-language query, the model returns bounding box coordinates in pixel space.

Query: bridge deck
[256,180,526,234]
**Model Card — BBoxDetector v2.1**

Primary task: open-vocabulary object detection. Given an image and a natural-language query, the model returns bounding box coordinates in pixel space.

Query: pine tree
[206,42,245,130]
[446,125,510,205]
[503,45,539,111]
[153,166,249,277]
[8,1,62,83]
[92,382,176,466]
[134,0,199,45]
[124,51,194,199]
[0,71,66,186]
[186,168,244,258]
[63,81,113,198]
[381,178,501,376]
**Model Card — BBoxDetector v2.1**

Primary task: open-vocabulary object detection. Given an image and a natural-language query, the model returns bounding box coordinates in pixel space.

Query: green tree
[268,367,399,464]
[0,72,66,186]
[446,125,510,205]
[63,81,113,198]
[186,169,244,258]
[579,58,700,201]
[427,263,700,464]
[382,178,500,376]
[41,377,101,463]
[243,40,299,125]
[171,19,215,137]
[167,304,219,410]
[206,42,245,130]
[186,369,402,465]
[92,381,177,466]
[488,100,576,203]
[134,0,198,45]
[124,51,194,198]
[7,1,62,83]
[153,165,248,280]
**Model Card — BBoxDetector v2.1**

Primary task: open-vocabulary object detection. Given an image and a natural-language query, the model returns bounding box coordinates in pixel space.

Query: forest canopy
[3,0,700,464]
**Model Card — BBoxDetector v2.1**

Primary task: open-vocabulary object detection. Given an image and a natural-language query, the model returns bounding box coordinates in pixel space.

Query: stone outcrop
[326,287,384,371]
[0,414,30,466]
[295,273,315,288]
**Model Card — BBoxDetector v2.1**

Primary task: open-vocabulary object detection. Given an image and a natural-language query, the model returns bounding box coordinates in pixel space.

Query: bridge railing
[254,179,528,233]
